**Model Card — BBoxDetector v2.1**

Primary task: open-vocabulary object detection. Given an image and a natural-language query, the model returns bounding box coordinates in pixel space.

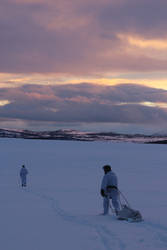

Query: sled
[109,189,143,222]
[117,204,143,222]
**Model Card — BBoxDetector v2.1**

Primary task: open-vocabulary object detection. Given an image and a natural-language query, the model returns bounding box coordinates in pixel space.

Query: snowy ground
[0,139,167,250]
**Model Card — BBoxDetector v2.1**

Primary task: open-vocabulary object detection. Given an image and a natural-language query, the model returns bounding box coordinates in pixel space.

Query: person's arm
[100,189,106,197]
[100,175,107,197]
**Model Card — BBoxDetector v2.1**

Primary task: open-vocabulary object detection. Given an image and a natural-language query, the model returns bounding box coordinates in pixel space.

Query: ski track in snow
[138,221,167,247]
[24,188,126,250]
[24,188,167,250]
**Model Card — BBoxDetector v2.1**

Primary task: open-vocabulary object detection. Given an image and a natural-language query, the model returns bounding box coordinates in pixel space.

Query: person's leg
[21,177,23,186]
[103,196,109,214]
[110,189,120,212]
[22,176,27,186]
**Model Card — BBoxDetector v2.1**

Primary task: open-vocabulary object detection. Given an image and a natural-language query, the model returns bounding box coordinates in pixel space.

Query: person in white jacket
[100,165,120,215]
[20,165,28,187]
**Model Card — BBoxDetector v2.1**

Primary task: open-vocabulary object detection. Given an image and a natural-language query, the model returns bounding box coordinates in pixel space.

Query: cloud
[0,83,167,125]
[1,0,167,76]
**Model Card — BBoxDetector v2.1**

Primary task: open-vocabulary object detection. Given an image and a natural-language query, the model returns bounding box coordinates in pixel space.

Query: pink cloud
[0,0,167,77]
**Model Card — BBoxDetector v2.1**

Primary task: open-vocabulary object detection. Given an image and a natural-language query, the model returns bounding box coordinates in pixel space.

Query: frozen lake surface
[0,139,167,250]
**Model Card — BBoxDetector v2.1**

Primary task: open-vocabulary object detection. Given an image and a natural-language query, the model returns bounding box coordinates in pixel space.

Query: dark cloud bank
[0,84,167,129]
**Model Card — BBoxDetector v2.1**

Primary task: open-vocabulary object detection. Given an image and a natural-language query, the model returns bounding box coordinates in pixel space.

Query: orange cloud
[115,101,167,109]
[118,33,167,50]
[0,100,11,106]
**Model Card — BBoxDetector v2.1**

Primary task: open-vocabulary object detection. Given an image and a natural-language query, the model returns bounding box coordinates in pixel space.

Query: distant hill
[0,128,167,144]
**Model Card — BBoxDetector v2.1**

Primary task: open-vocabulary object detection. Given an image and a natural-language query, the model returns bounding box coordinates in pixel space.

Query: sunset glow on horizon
[1,72,167,91]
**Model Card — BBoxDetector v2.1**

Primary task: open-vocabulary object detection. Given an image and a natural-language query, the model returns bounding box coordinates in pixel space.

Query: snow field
[0,139,167,250]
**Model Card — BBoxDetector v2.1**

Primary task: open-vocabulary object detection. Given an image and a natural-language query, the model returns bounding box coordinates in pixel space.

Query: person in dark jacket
[20,165,28,187]
[101,165,120,215]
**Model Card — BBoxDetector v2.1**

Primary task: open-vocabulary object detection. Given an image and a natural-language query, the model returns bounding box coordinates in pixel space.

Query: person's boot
[115,210,119,216]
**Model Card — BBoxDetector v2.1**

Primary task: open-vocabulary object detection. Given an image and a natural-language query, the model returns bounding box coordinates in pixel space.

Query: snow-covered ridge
[0,128,167,143]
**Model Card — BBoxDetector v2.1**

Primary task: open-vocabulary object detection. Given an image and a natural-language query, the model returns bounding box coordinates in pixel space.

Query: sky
[1,0,167,134]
